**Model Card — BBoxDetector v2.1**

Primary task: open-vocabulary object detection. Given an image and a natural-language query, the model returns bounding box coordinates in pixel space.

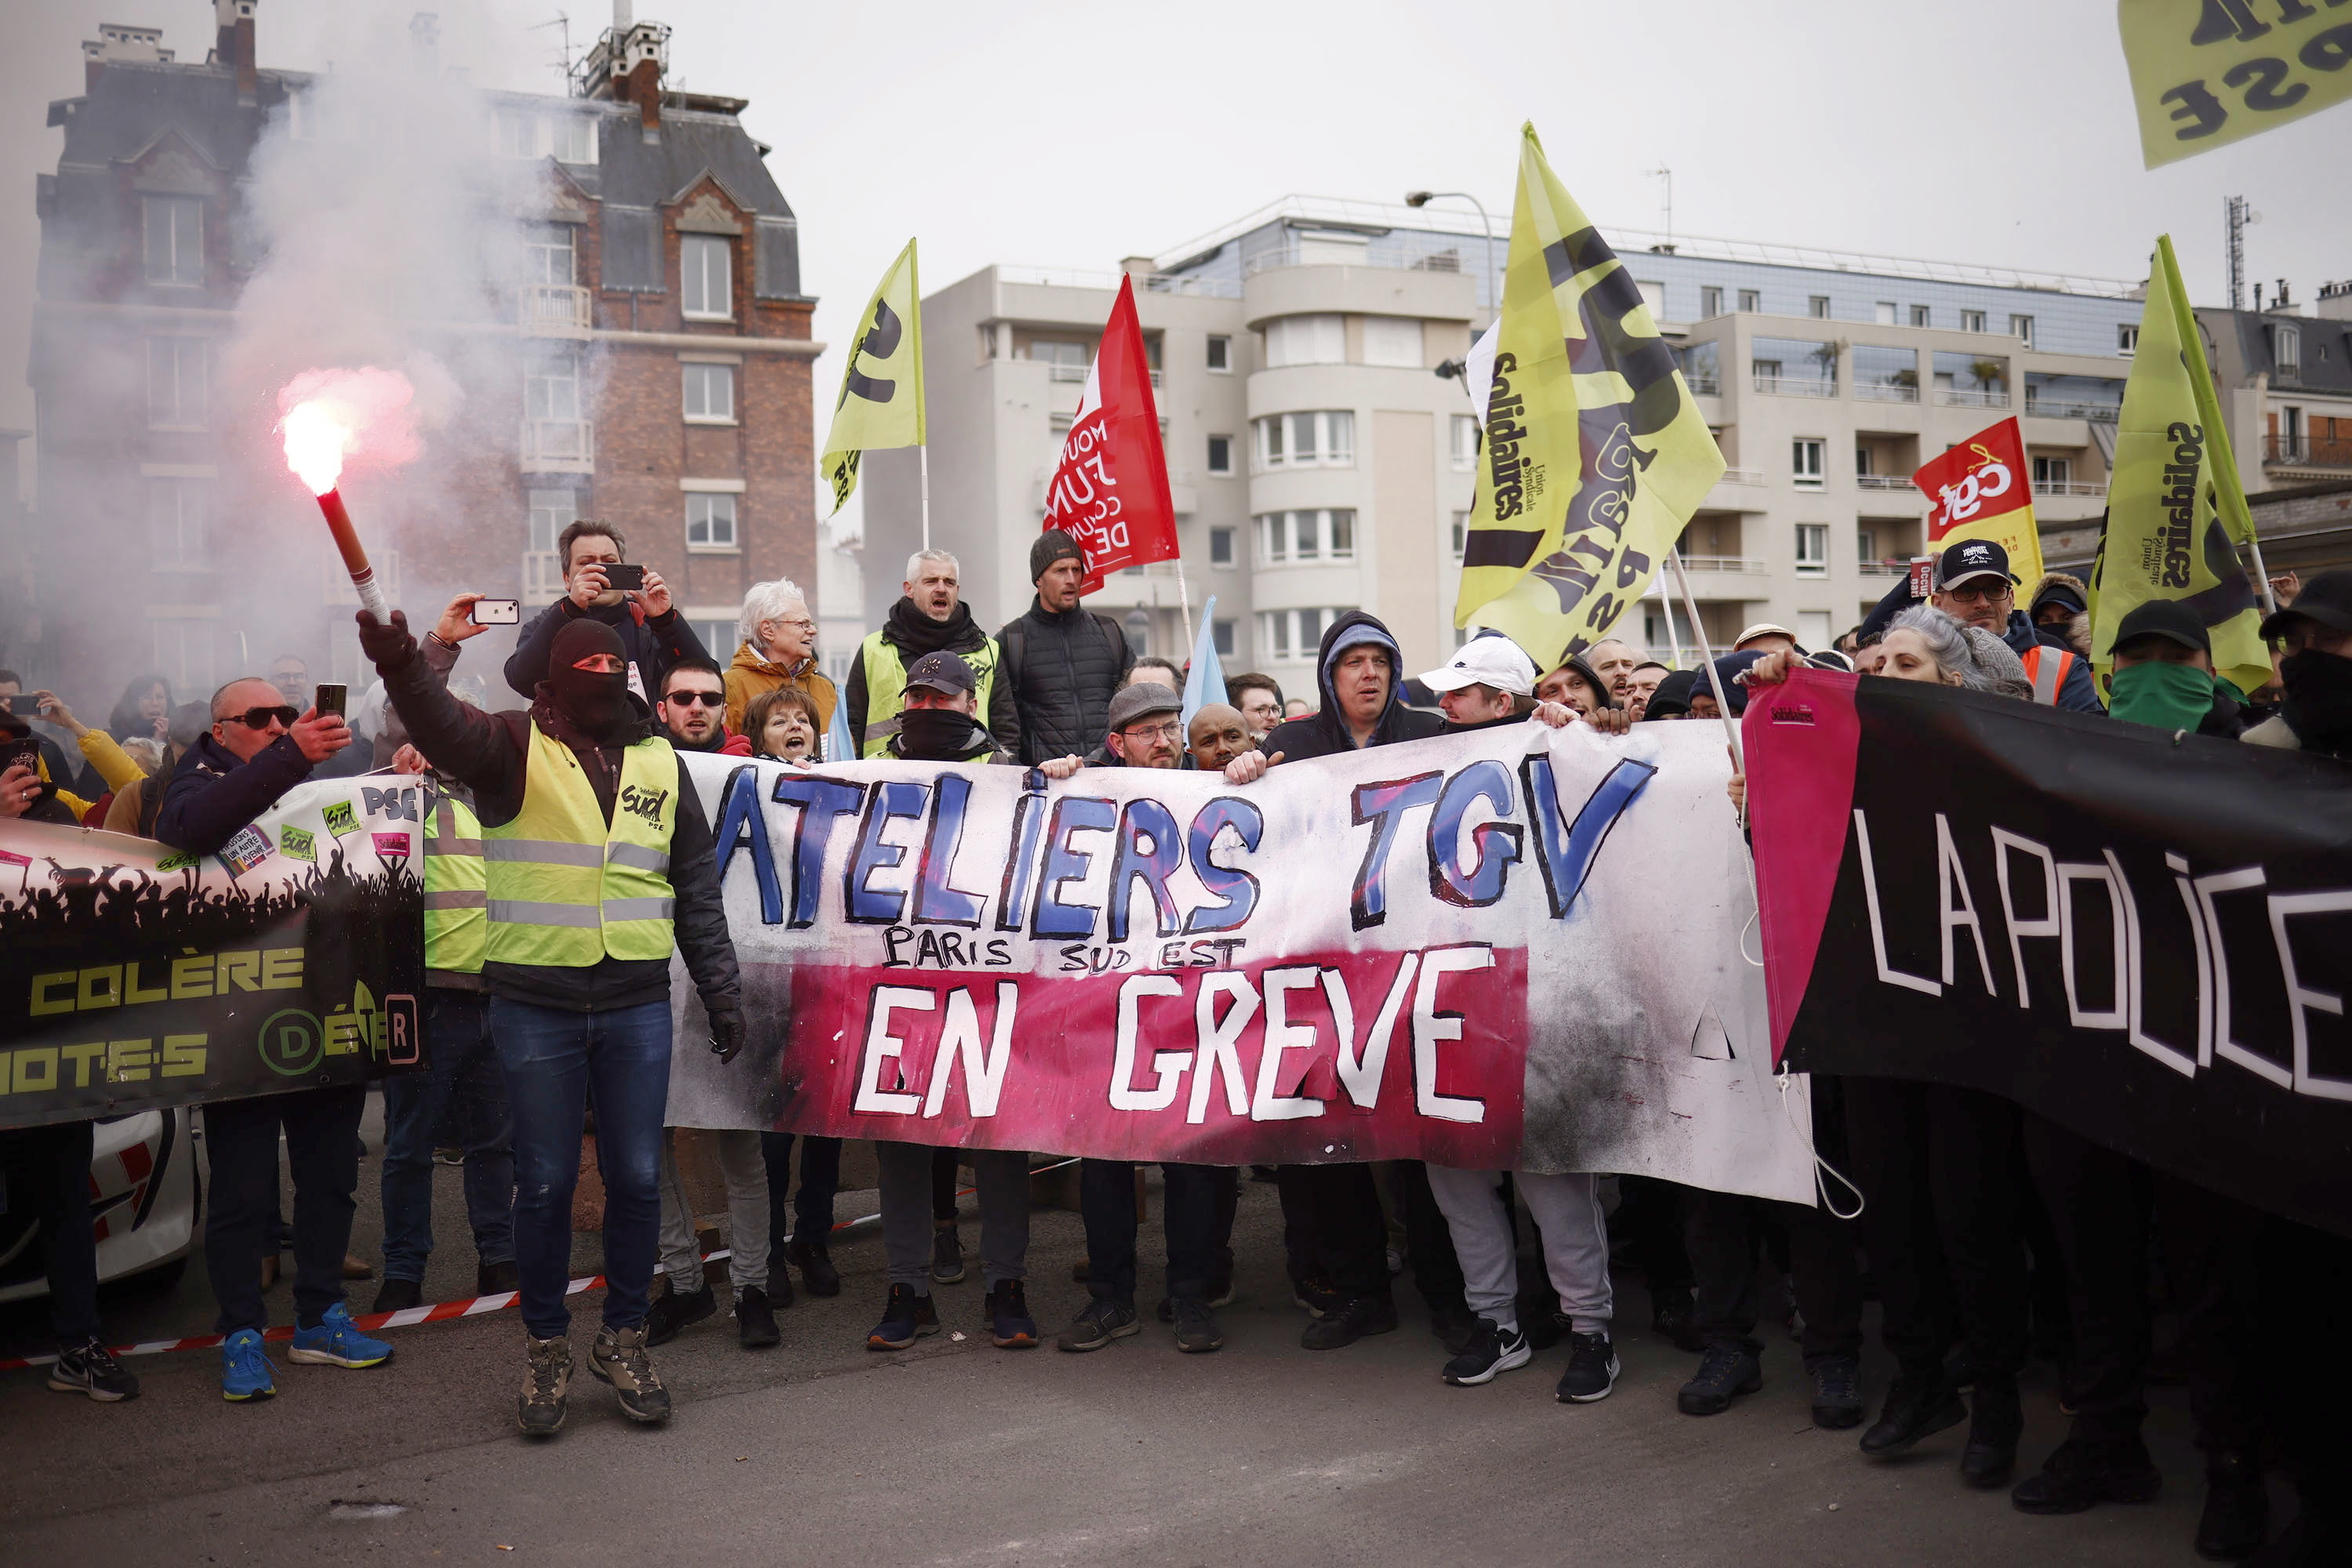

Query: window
[528,488,577,555]
[1875,301,1897,325]
[1451,414,1479,469]
[1792,437,1826,487]
[1362,316,1423,368]
[2276,324,2302,377]
[142,196,203,286]
[2033,455,2071,488]
[499,111,594,162]
[1701,285,1723,318]
[1809,295,1831,319]
[1451,511,1468,562]
[151,617,216,693]
[1207,434,1233,476]
[1252,410,1354,469]
[524,223,575,285]
[496,109,539,157]
[1255,608,1349,661]
[1739,289,1761,312]
[549,115,594,163]
[2118,324,2139,356]
[689,618,736,659]
[147,338,207,428]
[1209,526,1236,567]
[1856,445,1873,477]
[1212,619,1236,658]
[1795,523,1829,575]
[681,234,731,319]
[1207,333,1232,372]
[1029,339,1089,372]
[1637,280,1666,319]
[686,492,738,549]
[147,478,209,568]
[524,345,580,423]
[1754,337,1837,394]
[1857,526,1878,562]
[1264,314,1345,367]
[1255,510,1357,563]
[682,362,735,422]
[2011,314,2035,349]
[1911,304,1931,327]
[1961,308,1987,333]
[1799,611,1835,650]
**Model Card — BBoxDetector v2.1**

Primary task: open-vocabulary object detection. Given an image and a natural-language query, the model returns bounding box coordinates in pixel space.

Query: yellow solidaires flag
[2089,234,2268,698]
[2118,0,2352,169]
[819,239,924,515]
[1454,125,1725,666]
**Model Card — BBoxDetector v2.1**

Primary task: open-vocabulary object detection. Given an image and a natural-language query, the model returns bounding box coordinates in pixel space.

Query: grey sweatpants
[877,1142,1029,1290]
[1425,1166,1613,1336]
[658,1128,769,1299]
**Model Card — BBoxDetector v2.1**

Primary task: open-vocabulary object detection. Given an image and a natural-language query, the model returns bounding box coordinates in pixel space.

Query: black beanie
[1032,529,1085,584]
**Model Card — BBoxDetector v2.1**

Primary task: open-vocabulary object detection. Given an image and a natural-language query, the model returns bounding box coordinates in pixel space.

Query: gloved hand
[356,609,418,676]
[710,1007,746,1065]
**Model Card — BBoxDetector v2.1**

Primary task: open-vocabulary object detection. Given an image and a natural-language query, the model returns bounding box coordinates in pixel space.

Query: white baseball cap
[1417,635,1537,698]
[1733,622,1802,651]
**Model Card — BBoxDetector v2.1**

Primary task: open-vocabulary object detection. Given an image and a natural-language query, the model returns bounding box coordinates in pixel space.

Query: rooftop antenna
[2225,194,2249,311]
[1646,165,1673,249]
[531,13,575,91]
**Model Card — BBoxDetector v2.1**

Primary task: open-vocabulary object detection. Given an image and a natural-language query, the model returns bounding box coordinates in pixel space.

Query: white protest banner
[665,722,1817,1205]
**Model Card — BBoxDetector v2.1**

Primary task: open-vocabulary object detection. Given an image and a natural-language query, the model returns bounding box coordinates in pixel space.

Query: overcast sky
[6,0,2348,510]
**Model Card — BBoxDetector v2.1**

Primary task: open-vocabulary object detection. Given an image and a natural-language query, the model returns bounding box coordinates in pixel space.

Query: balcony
[1714,468,1766,485]
[523,550,564,606]
[1856,474,1914,491]
[1044,360,1162,388]
[1682,375,1721,396]
[521,419,593,474]
[2267,433,2352,467]
[1854,381,1920,403]
[1859,561,1914,578]
[1753,373,1837,398]
[1675,555,1769,575]
[2024,397,2122,423]
[1936,387,2010,409]
[521,284,592,338]
[2037,480,2110,497]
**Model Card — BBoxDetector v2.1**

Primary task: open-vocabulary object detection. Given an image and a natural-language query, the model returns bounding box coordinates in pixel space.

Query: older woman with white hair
[723,578,838,745]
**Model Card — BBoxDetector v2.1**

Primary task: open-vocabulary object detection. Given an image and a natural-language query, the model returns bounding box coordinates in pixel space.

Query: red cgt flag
[1043,275,1178,593]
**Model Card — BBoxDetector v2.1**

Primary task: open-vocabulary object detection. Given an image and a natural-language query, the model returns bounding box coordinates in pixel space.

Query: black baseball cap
[2031,579,2087,616]
[904,651,976,697]
[2113,598,2210,656]
[2259,568,2352,641]
[1935,539,2017,591]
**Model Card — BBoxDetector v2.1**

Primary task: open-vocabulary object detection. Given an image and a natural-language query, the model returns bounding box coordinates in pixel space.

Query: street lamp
[1405,190,1497,319]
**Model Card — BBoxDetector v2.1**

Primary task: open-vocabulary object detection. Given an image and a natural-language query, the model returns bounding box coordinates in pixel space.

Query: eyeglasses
[1939,583,2011,604]
[1121,720,1183,743]
[665,690,726,708]
[224,706,299,730]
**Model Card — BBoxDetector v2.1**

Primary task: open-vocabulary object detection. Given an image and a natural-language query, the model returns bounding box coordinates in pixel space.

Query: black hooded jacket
[1256,610,1446,763]
[999,597,1131,764]
[842,597,1020,757]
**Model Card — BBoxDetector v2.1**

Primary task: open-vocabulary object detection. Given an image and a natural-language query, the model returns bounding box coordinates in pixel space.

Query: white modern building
[866,198,2177,685]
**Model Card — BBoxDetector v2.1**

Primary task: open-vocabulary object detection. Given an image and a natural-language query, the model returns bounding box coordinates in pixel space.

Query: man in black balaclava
[2245,568,2352,760]
[360,606,742,1440]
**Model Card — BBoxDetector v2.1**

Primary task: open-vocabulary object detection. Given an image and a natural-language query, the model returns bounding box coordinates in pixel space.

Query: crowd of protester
[2,520,2346,1563]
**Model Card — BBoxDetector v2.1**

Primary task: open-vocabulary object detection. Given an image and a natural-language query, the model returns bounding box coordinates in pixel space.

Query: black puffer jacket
[999,598,1131,764]
[1257,610,1446,763]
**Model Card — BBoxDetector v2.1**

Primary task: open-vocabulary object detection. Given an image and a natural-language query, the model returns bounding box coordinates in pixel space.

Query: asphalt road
[0,1108,2261,1566]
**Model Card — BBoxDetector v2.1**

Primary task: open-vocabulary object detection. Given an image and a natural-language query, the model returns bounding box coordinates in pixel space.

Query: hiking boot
[477,1260,520,1297]
[1651,1288,1705,1353]
[1860,1376,1966,1457]
[787,1235,841,1298]
[371,1277,424,1315]
[1962,1381,2024,1489]
[1429,1306,1483,1356]
[289,1301,394,1369]
[2196,1450,2267,1561]
[2010,1436,2162,1515]
[931,1222,966,1284]
[1292,1278,1341,1319]
[1676,1344,1763,1415]
[735,1286,781,1350]
[1442,1318,1532,1386]
[48,1338,139,1403]
[1809,1354,1864,1430]
[1172,1298,1224,1354]
[220,1328,277,1403]
[588,1323,670,1423]
[866,1284,940,1351]
[1056,1297,1140,1352]
[1301,1294,1399,1351]
[517,1334,571,1437]
[984,1280,1039,1348]
[644,1281,715,1347]
[1558,1330,1621,1403]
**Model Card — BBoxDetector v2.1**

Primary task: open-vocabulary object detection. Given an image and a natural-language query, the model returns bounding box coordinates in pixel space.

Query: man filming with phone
[502,521,709,707]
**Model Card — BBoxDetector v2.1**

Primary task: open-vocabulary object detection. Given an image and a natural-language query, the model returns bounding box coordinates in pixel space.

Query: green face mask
[2109,659,2216,732]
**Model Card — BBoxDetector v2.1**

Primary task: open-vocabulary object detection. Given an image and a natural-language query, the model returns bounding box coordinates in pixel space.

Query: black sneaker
[2010,1436,2162,1515]
[517,1334,570,1437]
[1651,1288,1705,1353]
[787,1236,841,1298]
[765,1265,796,1310]
[1859,1376,1967,1457]
[735,1286,781,1350]
[1429,1306,1483,1356]
[1808,1354,1864,1430]
[931,1223,966,1285]
[587,1323,670,1423]
[48,1338,139,1403]
[1301,1294,1399,1351]
[644,1281,715,1347]
[866,1283,940,1351]
[371,1277,424,1314]
[2196,1450,2267,1560]
[1056,1297,1140,1352]
[1291,1277,1341,1319]
[1676,1344,1763,1415]
[1158,1278,1237,1323]
[984,1280,1038,1348]
[1172,1298,1225,1354]
[1442,1318,1531,1386]
[1558,1330,1621,1403]
[1961,1381,2023,1488]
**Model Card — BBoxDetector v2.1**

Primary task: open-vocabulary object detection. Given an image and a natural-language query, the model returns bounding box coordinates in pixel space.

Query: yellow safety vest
[857,629,1000,757]
[422,791,486,976]
[482,724,680,967]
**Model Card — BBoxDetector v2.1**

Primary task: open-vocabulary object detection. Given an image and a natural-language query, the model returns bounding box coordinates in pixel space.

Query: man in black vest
[1000,530,1131,767]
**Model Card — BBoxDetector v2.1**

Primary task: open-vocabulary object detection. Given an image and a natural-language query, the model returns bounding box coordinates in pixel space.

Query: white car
[0,1108,199,1304]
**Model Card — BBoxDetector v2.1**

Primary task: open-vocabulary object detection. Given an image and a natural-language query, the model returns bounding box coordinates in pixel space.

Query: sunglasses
[664,690,726,708]
[224,706,299,730]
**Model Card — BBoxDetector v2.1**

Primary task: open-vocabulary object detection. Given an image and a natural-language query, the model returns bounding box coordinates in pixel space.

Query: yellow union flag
[2090,233,2268,697]
[819,238,925,515]
[2119,0,2352,169]
[1455,124,1724,666]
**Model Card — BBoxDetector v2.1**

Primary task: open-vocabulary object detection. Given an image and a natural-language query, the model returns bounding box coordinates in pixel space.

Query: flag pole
[1176,563,1191,655]
[2246,536,2279,615]
[919,444,932,553]
[1667,548,1741,771]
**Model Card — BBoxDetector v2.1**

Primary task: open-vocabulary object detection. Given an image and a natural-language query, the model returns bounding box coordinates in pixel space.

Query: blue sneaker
[221,1328,276,1402]
[289,1301,394,1370]
[984,1279,1038,1348]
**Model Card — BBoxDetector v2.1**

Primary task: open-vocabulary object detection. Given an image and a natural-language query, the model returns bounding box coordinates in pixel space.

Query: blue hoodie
[1257,610,1446,762]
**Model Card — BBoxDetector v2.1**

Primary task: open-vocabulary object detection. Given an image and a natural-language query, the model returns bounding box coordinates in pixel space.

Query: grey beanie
[1032,528,1085,584]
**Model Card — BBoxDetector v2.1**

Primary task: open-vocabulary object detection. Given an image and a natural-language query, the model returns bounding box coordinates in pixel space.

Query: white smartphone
[470,597,522,626]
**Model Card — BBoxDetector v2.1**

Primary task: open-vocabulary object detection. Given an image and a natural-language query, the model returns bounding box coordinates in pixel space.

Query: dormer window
[142,196,203,286]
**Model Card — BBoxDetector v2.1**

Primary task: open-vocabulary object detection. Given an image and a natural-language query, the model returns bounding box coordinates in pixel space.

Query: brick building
[25,3,817,706]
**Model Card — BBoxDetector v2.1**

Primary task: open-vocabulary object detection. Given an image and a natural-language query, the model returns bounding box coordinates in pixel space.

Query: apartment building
[25,5,816,700]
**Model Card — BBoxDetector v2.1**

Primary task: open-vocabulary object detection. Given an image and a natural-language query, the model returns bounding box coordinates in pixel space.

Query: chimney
[83,24,175,93]
[215,0,257,103]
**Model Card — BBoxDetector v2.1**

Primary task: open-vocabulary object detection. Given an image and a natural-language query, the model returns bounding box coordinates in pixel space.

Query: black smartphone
[314,683,347,720]
[0,734,41,776]
[470,597,521,626]
[604,562,645,592]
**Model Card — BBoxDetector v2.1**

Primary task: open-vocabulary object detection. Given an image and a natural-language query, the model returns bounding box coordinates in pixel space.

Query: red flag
[1043,276,1178,593]
[1911,416,2045,583]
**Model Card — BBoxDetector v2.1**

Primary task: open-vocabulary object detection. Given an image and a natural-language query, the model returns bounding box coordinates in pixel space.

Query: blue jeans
[204,1087,366,1334]
[381,989,515,1283]
[760,1131,842,1250]
[489,996,671,1340]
